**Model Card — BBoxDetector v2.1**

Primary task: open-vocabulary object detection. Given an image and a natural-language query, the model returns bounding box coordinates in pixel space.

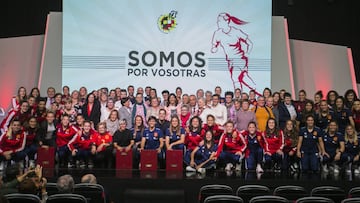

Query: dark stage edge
[38,168,360,203]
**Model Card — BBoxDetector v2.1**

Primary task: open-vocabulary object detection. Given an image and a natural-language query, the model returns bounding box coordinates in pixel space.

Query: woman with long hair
[283,120,299,171]
[184,116,203,167]
[341,125,360,174]
[352,100,360,132]
[344,89,358,109]
[315,100,335,131]
[105,109,120,136]
[165,115,185,150]
[200,115,223,144]
[333,96,355,134]
[186,130,217,174]
[263,118,284,171]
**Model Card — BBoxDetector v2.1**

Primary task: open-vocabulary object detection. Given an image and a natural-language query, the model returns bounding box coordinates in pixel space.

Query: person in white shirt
[210,94,227,126]
[100,98,117,122]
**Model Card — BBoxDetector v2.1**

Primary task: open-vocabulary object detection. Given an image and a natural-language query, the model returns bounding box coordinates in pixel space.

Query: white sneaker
[322,164,329,173]
[333,165,340,174]
[197,168,206,174]
[186,166,196,172]
[29,160,35,169]
[235,163,242,171]
[225,163,233,171]
[256,164,264,173]
[355,169,360,174]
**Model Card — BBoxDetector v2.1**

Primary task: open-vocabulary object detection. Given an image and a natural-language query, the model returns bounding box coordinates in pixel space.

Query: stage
[41,168,360,203]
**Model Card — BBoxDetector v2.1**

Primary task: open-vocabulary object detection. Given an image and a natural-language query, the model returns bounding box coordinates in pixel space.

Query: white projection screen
[62,0,272,94]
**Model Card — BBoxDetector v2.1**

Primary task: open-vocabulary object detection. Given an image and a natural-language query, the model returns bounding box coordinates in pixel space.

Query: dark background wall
[1,0,359,82]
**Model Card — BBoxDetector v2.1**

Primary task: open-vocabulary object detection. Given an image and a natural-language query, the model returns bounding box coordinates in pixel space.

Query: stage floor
[32,168,360,203]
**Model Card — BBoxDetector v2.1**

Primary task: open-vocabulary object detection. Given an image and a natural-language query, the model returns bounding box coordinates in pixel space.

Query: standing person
[79,87,88,106]
[175,87,182,102]
[146,97,161,120]
[118,97,133,130]
[186,130,217,174]
[165,116,185,150]
[321,121,344,174]
[0,120,26,169]
[39,111,57,148]
[33,98,47,124]
[242,122,265,173]
[82,93,101,128]
[68,120,97,168]
[140,116,165,168]
[100,98,116,122]
[189,94,198,117]
[216,121,247,171]
[234,99,257,131]
[252,96,274,132]
[340,125,360,174]
[11,87,27,111]
[127,85,136,104]
[293,90,309,114]
[45,87,56,110]
[326,90,339,110]
[315,100,335,132]
[205,91,213,107]
[333,96,355,134]
[283,120,299,171]
[165,93,181,120]
[297,115,327,173]
[344,89,358,110]
[95,122,113,168]
[60,98,77,125]
[179,104,191,129]
[1,101,31,134]
[263,118,284,171]
[156,109,170,136]
[160,90,170,107]
[314,90,323,114]
[225,91,236,122]
[262,88,272,100]
[352,100,360,132]
[131,93,147,127]
[210,94,227,126]
[277,92,297,130]
[201,115,224,144]
[56,115,78,168]
[196,89,205,99]
[105,109,120,135]
[297,101,315,129]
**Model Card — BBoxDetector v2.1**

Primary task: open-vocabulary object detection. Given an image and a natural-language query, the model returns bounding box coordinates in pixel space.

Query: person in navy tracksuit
[321,121,344,173]
[140,116,165,167]
[341,125,360,173]
[242,121,266,173]
[186,130,217,173]
[297,115,326,173]
[165,115,185,150]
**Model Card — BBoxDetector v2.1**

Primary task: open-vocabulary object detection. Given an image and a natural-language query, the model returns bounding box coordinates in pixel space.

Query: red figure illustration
[211,13,261,96]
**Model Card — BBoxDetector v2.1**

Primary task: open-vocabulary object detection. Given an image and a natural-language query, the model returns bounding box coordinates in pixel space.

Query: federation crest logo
[158,10,177,33]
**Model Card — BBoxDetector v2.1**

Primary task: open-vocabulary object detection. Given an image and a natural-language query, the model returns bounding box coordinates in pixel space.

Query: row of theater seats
[4,183,106,203]
[199,184,360,203]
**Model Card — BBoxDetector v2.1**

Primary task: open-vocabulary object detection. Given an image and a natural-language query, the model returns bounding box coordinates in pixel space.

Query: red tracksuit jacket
[67,129,98,151]
[0,130,26,154]
[56,125,78,147]
[264,130,284,154]
[216,129,247,157]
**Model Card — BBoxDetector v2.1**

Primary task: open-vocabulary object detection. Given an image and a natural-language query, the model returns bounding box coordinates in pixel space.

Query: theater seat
[348,187,360,198]
[236,185,270,203]
[248,195,288,203]
[204,195,244,203]
[341,197,360,203]
[47,194,87,203]
[295,196,334,203]
[311,186,346,203]
[4,193,41,203]
[46,182,59,196]
[273,185,308,201]
[74,183,106,203]
[199,184,233,203]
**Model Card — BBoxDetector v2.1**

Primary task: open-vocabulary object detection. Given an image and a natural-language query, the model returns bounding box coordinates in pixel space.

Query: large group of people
[0,85,359,175]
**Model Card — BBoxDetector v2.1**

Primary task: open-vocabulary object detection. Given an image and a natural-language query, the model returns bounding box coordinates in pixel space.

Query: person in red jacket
[263,118,284,172]
[0,119,26,170]
[200,115,224,144]
[216,120,246,171]
[184,116,203,167]
[56,115,78,168]
[242,122,266,173]
[68,120,97,168]
[95,122,113,168]
[1,101,31,134]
